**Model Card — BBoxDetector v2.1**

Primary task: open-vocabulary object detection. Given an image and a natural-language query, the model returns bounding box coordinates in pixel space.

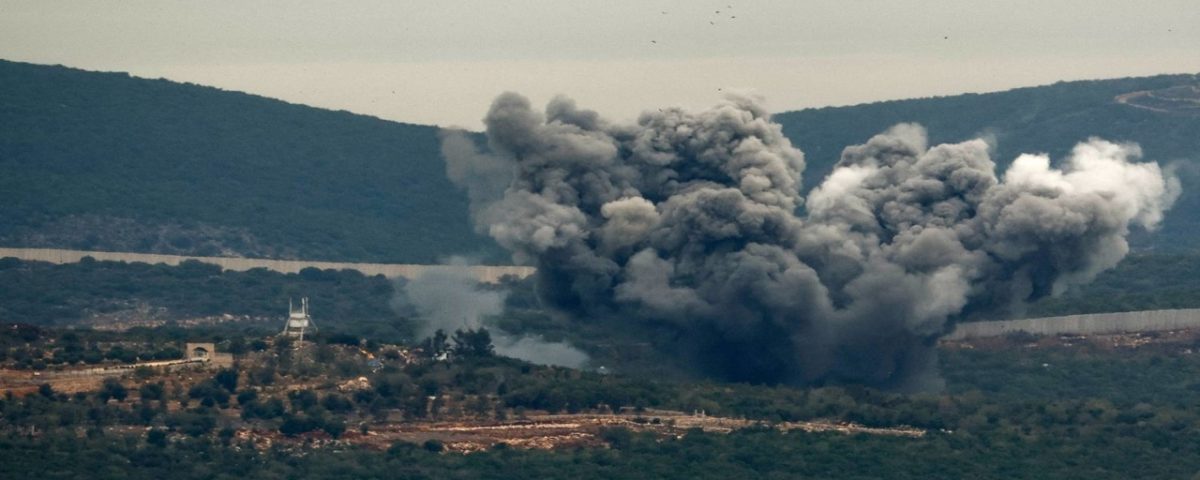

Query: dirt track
[239,410,925,453]
[0,359,207,396]
[1115,85,1200,114]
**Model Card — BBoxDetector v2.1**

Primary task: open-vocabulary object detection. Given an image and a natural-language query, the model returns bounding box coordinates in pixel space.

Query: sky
[2,0,1199,128]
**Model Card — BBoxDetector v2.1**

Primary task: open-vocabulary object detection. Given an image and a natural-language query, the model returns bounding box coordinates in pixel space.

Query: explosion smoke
[397,261,589,369]
[443,93,1179,390]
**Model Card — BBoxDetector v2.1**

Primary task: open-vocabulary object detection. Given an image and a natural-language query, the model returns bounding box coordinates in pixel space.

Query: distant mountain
[0,59,498,263]
[1,60,1198,262]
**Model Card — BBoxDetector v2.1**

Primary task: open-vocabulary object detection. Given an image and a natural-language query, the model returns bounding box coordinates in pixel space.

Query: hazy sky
[3,1,1198,127]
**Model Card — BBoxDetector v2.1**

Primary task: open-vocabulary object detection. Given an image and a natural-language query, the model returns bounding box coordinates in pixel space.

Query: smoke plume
[443,92,1179,390]
[396,260,589,368]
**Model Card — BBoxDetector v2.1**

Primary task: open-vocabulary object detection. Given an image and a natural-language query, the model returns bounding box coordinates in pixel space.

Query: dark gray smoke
[443,92,1179,390]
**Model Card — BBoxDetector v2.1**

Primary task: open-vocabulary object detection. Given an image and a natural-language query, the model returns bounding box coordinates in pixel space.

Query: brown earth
[231,410,924,454]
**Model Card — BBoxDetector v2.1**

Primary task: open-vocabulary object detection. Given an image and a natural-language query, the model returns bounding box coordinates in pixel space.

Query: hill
[2,59,1199,261]
[0,60,498,263]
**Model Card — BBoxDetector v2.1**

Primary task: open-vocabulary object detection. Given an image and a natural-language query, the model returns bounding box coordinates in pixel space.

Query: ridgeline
[2,60,1199,262]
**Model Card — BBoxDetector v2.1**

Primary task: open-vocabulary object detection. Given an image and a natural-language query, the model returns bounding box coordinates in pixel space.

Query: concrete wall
[0,247,534,284]
[946,309,1200,340]
[5,358,208,381]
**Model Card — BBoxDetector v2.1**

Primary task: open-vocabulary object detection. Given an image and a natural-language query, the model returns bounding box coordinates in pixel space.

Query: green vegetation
[1023,252,1200,317]
[0,59,499,263]
[942,341,1200,406]
[0,428,1196,480]
[3,327,1200,478]
[0,256,414,341]
[2,60,1198,261]
[0,325,184,370]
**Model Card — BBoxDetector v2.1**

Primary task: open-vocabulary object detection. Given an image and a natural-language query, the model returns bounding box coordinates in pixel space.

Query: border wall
[0,247,534,284]
[947,309,1200,341]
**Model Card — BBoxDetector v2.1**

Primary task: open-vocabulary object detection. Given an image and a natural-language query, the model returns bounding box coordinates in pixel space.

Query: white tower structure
[282,297,316,342]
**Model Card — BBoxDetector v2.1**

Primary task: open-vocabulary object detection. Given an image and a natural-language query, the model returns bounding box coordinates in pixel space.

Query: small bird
[651,40,657,44]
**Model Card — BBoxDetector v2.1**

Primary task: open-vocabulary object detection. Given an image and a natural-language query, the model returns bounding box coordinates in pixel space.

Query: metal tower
[281,297,316,342]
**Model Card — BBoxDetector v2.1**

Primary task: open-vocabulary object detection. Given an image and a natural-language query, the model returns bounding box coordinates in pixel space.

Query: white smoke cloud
[396,258,590,369]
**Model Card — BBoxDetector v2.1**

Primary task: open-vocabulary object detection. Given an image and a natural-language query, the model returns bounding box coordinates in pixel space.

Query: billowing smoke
[396,260,589,368]
[443,92,1179,390]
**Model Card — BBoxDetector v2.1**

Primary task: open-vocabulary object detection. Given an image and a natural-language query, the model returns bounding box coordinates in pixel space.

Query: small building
[188,343,212,360]
[184,342,233,368]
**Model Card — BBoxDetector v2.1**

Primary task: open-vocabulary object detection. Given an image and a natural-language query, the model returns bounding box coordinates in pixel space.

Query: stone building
[184,342,233,368]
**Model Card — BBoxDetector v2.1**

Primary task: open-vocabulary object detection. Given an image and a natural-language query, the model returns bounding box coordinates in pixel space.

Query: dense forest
[1,60,1198,262]
[3,427,1198,479]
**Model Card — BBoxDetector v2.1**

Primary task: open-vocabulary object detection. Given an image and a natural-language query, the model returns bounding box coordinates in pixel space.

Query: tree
[105,345,138,364]
[421,330,450,360]
[166,411,216,437]
[214,368,239,392]
[227,337,248,355]
[288,389,319,412]
[139,382,165,401]
[236,389,258,406]
[37,383,54,398]
[146,429,168,447]
[98,378,128,403]
[242,397,285,420]
[218,426,237,445]
[600,426,634,449]
[452,328,494,358]
[322,418,347,438]
[279,415,320,437]
[321,393,353,414]
[188,380,230,408]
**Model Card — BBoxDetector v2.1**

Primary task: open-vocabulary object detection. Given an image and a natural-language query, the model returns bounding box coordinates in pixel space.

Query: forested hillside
[2,59,1198,261]
[0,256,412,341]
[0,60,497,263]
